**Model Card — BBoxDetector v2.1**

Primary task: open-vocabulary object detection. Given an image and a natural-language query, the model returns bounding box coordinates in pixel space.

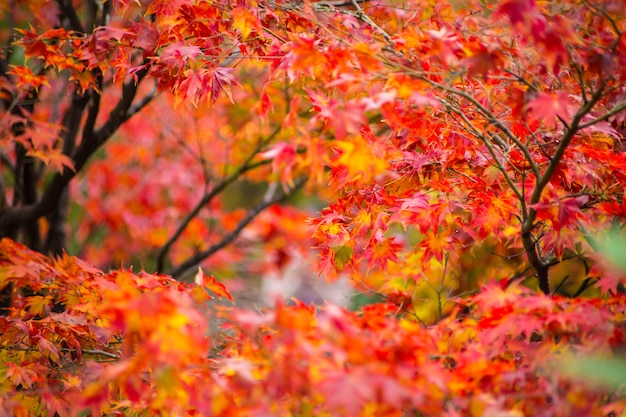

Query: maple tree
[1,0,626,416]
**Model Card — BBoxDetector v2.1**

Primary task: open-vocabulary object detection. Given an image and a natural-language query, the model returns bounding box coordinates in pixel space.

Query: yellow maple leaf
[231,7,262,41]
[335,136,387,183]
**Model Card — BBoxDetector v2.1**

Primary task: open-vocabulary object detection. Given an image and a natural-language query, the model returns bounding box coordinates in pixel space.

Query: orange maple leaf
[195,267,234,303]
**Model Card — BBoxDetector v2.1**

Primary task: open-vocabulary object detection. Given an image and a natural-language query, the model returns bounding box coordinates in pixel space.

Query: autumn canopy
[0,0,625,415]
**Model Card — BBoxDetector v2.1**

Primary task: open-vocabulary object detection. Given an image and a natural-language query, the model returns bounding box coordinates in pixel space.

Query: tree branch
[166,177,307,279]
[348,0,392,43]
[0,345,120,360]
[56,0,85,33]
[523,85,606,233]
[521,84,607,294]
[0,68,151,234]
[127,86,157,118]
[155,157,272,273]
[81,85,102,146]
[443,99,526,210]
[578,100,626,130]
[417,75,542,180]
[44,88,93,254]
[156,125,281,272]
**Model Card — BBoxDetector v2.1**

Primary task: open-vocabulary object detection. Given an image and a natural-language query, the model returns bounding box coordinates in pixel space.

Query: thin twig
[349,0,393,43]
[578,100,626,130]
[420,76,542,180]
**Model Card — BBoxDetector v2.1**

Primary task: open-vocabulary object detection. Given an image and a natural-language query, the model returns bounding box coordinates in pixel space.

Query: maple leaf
[461,41,506,78]
[316,369,374,416]
[69,68,97,93]
[194,267,234,303]
[256,92,274,119]
[363,236,403,271]
[27,150,75,173]
[41,390,70,417]
[27,295,52,316]
[231,8,263,41]
[307,90,368,140]
[332,245,354,271]
[392,192,431,224]
[208,66,239,103]
[427,27,461,66]
[419,231,452,263]
[7,66,50,90]
[281,33,327,81]
[595,271,624,295]
[159,43,203,68]
[495,0,539,27]
[538,26,568,74]
[5,362,40,388]
[145,0,187,18]
[259,142,298,189]
[37,335,61,364]
[527,92,572,129]
[471,281,531,312]
[531,195,588,233]
[384,74,430,101]
[17,26,70,60]
[333,136,387,183]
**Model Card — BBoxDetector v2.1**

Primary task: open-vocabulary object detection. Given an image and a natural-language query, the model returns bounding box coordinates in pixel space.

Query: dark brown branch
[0,68,150,234]
[578,100,626,130]
[0,153,15,173]
[62,92,92,155]
[92,67,150,143]
[573,278,597,297]
[1,2,17,66]
[82,88,102,147]
[166,178,307,279]
[56,0,85,33]
[12,145,24,209]
[521,84,607,295]
[21,151,40,249]
[6,86,41,247]
[155,125,282,272]
[0,169,7,212]
[520,231,550,294]
[155,157,272,273]
[44,189,68,255]
[45,88,93,253]
[38,69,150,213]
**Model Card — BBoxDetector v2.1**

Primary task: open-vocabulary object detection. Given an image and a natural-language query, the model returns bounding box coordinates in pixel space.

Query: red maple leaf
[495,0,538,26]
[527,92,572,129]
